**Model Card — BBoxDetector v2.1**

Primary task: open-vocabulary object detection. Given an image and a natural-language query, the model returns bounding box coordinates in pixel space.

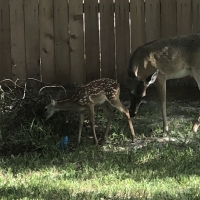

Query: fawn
[44,78,135,145]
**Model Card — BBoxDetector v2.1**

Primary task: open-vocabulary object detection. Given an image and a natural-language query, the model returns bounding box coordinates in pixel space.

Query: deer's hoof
[192,117,200,132]
[131,140,135,144]
[99,139,106,145]
[192,123,200,132]
[93,140,99,146]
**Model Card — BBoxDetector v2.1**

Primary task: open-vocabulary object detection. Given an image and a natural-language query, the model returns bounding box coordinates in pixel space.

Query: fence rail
[0,0,199,87]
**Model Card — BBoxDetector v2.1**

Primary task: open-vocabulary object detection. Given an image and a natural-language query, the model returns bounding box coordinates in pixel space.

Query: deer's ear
[48,94,55,105]
[146,70,159,86]
[51,99,56,106]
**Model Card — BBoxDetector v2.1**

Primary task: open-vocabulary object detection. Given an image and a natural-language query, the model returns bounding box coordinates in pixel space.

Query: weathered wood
[177,0,192,86]
[145,0,161,42]
[10,0,26,81]
[191,0,200,86]
[193,0,200,33]
[24,0,40,86]
[130,0,145,53]
[161,0,177,38]
[69,0,85,84]
[85,0,100,82]
[54,0,70,86]
[177,0,192,35]
[115,0,130,83]
[39,0,55,83]
[0,1,11,80]
[0,0,199,88]
[100,0,115,79]
[161,0,177,87]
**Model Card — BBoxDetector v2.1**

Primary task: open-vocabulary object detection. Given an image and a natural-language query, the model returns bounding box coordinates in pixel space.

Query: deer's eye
[44,107,47,112]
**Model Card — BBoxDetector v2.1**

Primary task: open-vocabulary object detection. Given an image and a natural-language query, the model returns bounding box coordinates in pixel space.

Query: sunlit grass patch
[1,138,200,199]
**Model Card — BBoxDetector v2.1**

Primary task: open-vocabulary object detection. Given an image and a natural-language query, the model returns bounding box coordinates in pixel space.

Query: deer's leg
[78,112,85,145]
[88,106,98,145]
[155,77,168,135]
[191,72,200,132]
[110,99,135,143]
[100,102,114,145]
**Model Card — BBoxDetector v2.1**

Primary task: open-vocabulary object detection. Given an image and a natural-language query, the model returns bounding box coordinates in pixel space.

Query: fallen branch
[0,78,24,89]
[39,85,67,96]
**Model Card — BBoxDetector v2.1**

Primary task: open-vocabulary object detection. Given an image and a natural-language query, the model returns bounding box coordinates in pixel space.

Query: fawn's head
[44,99,56,120]
[129,70,158,117]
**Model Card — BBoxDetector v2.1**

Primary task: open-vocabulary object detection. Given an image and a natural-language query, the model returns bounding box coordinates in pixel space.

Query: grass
[1,143,200,199]
[0,88,200,199]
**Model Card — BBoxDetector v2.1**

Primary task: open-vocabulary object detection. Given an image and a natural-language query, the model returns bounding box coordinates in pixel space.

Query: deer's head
[129,70,158,117]
[44,99,56,120]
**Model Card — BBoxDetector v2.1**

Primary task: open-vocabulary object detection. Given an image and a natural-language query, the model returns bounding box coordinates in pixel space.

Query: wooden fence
[0,0,200,87]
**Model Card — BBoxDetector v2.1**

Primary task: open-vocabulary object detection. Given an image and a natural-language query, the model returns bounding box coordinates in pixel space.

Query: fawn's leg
[88,105,98,145]
[100,102,114,144]
[110,99,136,143]
[77,112,85,145]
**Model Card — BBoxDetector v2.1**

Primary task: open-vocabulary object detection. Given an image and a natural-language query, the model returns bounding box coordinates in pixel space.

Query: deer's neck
[54,99,85,112]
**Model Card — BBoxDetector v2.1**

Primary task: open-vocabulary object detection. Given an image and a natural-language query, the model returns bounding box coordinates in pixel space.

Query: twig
[0,78,67,98]
[0,85,5,100]
[39,85,67,96]
[22,82,27,99]
[27,78,50,85]
[0,79,25,89]
[0,78,49,89]
[3,83,13,92]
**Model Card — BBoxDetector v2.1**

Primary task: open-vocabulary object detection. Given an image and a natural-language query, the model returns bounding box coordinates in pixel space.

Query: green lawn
[0,88,200,199]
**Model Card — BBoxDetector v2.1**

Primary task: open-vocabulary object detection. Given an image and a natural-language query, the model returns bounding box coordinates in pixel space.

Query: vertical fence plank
[85,0,100,82]
[177,0,192,86]
[0,1,11,80]
[39,0,55,83]
[115,0,130,83]
[100,0,115,79]
[145,0,161,42]
[161,0,177,87]
[54,0,70,86]
[69,0,85,84]
[130,0,145,53]
[191,0,200,87]
[177,0,192,35]
[161,0,177,38]
[24,0,40,86]
[10,0,26,81]
[193,0,200,33]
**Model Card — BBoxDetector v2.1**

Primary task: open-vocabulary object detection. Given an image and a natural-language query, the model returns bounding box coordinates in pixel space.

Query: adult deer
[44,78,135,145]
[126,34,200,134]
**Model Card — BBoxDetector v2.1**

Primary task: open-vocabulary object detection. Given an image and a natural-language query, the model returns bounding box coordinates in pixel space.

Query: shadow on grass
[1,138,200,179]
[0,185,199,200]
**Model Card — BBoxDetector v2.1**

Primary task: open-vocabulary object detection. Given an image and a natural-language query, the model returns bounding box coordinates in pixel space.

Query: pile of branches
[0,79,78,156]
[0,80,50,138]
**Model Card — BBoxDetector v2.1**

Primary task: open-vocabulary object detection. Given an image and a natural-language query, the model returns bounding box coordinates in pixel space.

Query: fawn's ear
[146,70,159,86]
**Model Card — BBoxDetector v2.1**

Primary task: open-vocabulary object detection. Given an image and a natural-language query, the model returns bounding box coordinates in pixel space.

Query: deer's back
[129,34,200,79]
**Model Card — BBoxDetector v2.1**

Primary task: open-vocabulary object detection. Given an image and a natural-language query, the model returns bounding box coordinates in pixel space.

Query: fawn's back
[70,78,120,106]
